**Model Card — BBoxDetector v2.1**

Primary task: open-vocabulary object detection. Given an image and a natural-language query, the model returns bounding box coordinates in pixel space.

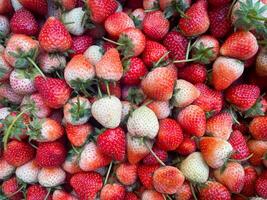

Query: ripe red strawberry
[97,127,126,161]
[142,10,169,41]
[70,172,103,200]
[179,0,210,37]
[220,31,259,60]
[38,17,73,53]
[142,146,168,165]
[142,40,169,68]
[177,105,206,137]
[18,0,48,15]
[70,35,93,58]
[66,123,93,147]
[178,63,207,84]
[116,163,137,185]
[247,140,267,166]
[36,142,67,167]
[241,166,257,196]
[2,177,24,200]
[156,118,183,151]
[163,31,189,68]
[4,140,35,167]
[176,137,197,156]
[124,192,138,200]
[34,76,72,109]
[0,0,13,14]
[255,174,267,198]
[137,164,160,189]
[100,183,126,200]
[249,116,267,140]
[199,181,231,200]
[26,184,52,200]
[122,57,148,85]
[10,9,38,36]
[141,64,177,101]
[229,130,250,160]
[87,0,118,23]
[208,5,232,38]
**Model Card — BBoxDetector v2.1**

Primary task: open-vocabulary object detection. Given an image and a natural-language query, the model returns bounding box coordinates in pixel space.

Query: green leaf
[14,58,29,69]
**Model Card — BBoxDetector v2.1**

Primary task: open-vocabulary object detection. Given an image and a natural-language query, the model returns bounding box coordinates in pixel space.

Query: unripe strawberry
[15,160,40,183]
[38,167,66,188]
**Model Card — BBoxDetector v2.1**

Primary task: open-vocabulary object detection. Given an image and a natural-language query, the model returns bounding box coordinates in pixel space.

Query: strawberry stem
[154,51,170,68]
[144,8,159,13]
[105,81,111,97]
[173,56,200,64]
[144,140,166,166]
[104,161,113,185]
[44,188,51,200]
[26,57,46,78]
[228,153,254,162]
[102,37,124,46]
[185,40,191,60]
[190,182,198,200]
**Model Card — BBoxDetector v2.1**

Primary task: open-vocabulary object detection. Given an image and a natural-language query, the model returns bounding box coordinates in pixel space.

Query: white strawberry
[0,15,10,37]
[15,160,40,183]
[84,45,103,65]
[0,54,12,82]
[172,79,200,108]
[127,106,159,139]
[62,7,87,36]
[38,167,66,187]
[37,52,66,73]
[92,95,122,128]
[0,158,15,180]
[180,152,209,183]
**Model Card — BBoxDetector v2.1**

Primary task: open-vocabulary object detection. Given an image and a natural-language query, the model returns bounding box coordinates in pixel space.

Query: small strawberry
[10,9,38,36]
[116,162,137,185]
[241,166,257,196]
[0,54,12,82]
[141,190,164,200]
[255,174,267,198]
[249,116,267,140]
[247,140,267,166]
[66,123,93,147]
[52,190,77,200]
[26,184,52,200]
[199,137,233,169]
[198,181,231,200]
[70,172,103,200]
[38,17,72,53]
[256,48,267,76]
[34,76,72,109]
[15,160,40,184]
[177,105,206,137]
[175,181,192,200]
[0,84,23,104]
[83,45,103,65]
[0,158,15,180]
[100,183,126,200]
[143,145,168,165]
[137,164,160,189]
[2,177,24,200]
[176,137,197,156]
[37,52,66,73]
[212,56,244,91]
[70,35,93,58]
[18,0,48,15]
[147,101,171,120]
[38,167,66,188]
[178,63,207,84]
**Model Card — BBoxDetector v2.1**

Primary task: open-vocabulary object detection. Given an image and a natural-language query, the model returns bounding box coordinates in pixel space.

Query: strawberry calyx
[126,87,145,105]
[69,96,91,123]
[244,96,266,118]
[164,0,188,19]
[104,161,113,185]
[70,78,98,97]
[27,117,45,141]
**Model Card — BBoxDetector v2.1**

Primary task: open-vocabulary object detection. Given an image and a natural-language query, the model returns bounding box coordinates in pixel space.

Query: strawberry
[37,52,66,73]
[208,5,231,38]
[177,105,206,137]
[147,101,171,119]
[256,48,267,76]
[10,9,38,36]
[199,181,231,200]
[226,84,260,111]
[142,10,169,41]
[38,17,72,53]
[2,177,24,200]
[178,63,207,84]
[212,56,244,91]
[66,123,93,147]
[176,137,197,156]
[141,40,169,68]
[100,81,122,98]
[100,183,126,200]
[26,184,52,200]
[18,0,48,15]
[70,172,103,200]
[241,166,257,196]
[199,137,233,169]
[116,162,137,185]
[105,12,134,38]
[92,95,122,128]
[52,190,77,200]
[214,162,245,193]
[97,127,126,161]
[122,57,148,85]
[180,152,209,183]
[56,0,77,11]
[79,142,112,171]
[247,140,267,166]
[86,0,118,23]
[95,48,123,81]
[137,164,160,189]
[0,54,12,82]
[4,140,35,167]
[178,0,210,37]
[124,192,139,200]
[141,190,164,200]
[228,130,250,160]
[34,76,72,109]
[62,152,82,174]
[163,31,188,68]
[172,79,200,108]
[175,181,192,200]
[249,116,267,140]
[143,0,159,10]
[83,45,103,65]
[153,166,185,194]
[0,158,15,180]
[0,0,13,14]
[141,64,177,101]
[131,8,146,27]
[0,15,10,36]
[38,167,66,187]
[70,35,93,58]
[143,145,168,165]
[0,84,23,104]
[15,160,40,184]
[255,174,267,198]
[36,142,67,167]
[127,133,152,164]
[220,31,259,60]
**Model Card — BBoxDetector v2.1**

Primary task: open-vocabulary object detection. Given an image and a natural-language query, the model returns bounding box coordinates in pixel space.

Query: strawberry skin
[2,177,24,200]
[229,130,250,160]
[34,76,72,109]
[143,146,168,165]
[249,116,267,140]
[255,174,267,198]
[18,0,47,15]
[70,35,93,57]
[199,181,231,200]
[0,0,13,14]
[66,123,93,147]
[247,140,267,166]
[241,166,257,196]
[116,163,137,185]
[26,185,51,200]
[138,164,160,189]
[178,63,207,84]
[176,137,197,156]
[100,183,126,200]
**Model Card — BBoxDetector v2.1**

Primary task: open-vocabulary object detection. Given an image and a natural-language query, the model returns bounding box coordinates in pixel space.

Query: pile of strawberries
[0,0,267,199]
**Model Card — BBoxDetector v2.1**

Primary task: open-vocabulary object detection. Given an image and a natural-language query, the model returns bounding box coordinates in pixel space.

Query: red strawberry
[122,57,148,85]
[70,172,103,200]
[178,0,210,37]
[156,118,183,151]
[241,166,257,196]
[255,174,267,198]
[97,127,126,161]
[0,0,13,14]
[176,137,197,156]
[36,142,67,167]
[70,35,93,57]
[34,76,72,109]
[249,116,267,140]
[142,10,169,41]
[38,17,73,53]
[4,140,35,167]
[10,9,38,36]
[163,31,189,68]
[124,192,138,200]
[229,130,250,160]
[18,0,48,15]
[137,164,160,189]
[199,181,231,200]
[116,163,137,185]
[247,140,267,166]
[220,31,259,60]
[178,63,207,84]
[177,105,206,137]
[2,177,24,200]
[26,184,52,200]
[100,183,126,200]
[208,5,232,38]
[142,146,168,165]
[57,0,77,11]
[66,123,93,147]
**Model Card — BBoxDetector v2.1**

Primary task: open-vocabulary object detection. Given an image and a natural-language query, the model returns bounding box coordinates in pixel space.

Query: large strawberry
[178,63,207,84]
